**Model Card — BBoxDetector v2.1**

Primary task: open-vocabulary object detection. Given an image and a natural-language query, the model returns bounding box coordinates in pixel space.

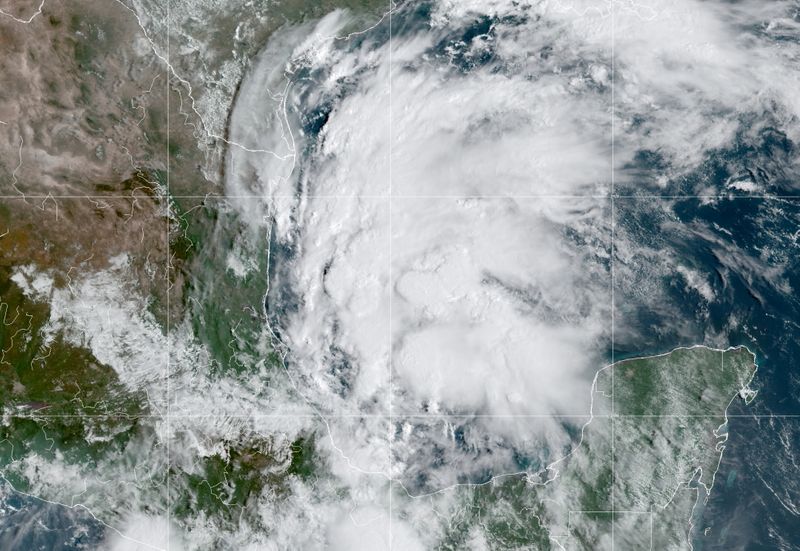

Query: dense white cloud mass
[220,0,800,547]
[217,4,615,548]
[228,0,614,422]
[220,3,617,545]
[392,197,608,416]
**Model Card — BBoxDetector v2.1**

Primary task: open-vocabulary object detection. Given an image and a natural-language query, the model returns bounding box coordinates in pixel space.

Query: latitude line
[3,194,800,200]
[3,413,785,419]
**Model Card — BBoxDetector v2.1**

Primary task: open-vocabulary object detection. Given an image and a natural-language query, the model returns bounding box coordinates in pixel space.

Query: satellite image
[0,0,799,549]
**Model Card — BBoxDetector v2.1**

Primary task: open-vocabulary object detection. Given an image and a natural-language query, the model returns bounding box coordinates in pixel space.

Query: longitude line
[610,1,616,549]
[388,2,394,550]
[166,0,171,548]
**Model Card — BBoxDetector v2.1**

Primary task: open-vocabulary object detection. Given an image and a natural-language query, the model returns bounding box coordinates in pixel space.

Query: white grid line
[166,0,172,546]
[611,1,617,548]
[3,194,800,200]
[3,413,788,419]
[388,3,394,550]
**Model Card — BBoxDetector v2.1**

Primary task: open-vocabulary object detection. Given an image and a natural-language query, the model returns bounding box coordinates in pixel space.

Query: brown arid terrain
[0,194,168,315]
[0,0,387,331]
[0,0,227,328]
[0,1,170,197]
[1,1,166,318]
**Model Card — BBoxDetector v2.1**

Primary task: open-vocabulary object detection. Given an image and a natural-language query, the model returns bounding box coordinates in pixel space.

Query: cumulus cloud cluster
[218,4,618,546]
[391,197,608,417]
[228,0,614,422]
[219,0,800,547]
